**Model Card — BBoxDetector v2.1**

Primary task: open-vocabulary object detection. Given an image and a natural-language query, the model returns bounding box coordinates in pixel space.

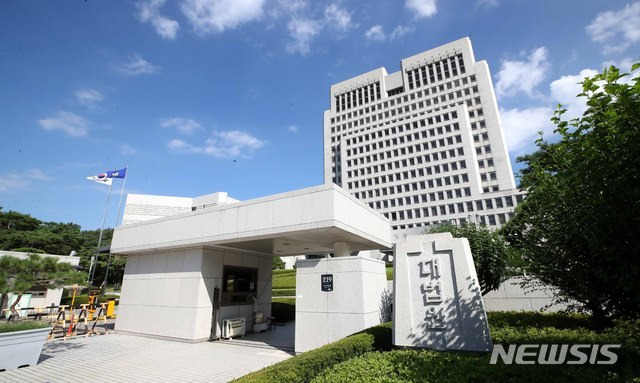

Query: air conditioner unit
[222,318,246,339]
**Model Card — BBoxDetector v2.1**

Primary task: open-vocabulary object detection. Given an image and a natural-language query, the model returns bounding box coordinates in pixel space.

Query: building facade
[324,37,524,230]
[122,192,239,226]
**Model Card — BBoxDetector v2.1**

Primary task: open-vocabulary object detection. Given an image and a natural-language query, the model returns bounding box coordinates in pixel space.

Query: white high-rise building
[323,37,524,230]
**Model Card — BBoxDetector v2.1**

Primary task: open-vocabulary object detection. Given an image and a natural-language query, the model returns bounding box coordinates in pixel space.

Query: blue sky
[1,0,638,229]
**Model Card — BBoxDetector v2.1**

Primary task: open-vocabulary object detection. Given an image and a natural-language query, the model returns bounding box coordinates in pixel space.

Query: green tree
[502,63,640,323]
[429,222,512,295]
[0,254,86,320]
[0,209,122,288]
[273,256,285,270]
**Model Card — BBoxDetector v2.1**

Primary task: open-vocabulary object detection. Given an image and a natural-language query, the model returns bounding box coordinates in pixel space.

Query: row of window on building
[332,54,469,117]
[335,81,382,113]
[332,74,478,123]
[330,83,480,136]
[391,211,514,231]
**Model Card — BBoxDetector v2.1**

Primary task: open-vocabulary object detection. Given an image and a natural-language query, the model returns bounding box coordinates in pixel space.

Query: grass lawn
[0,321,51,333]
[272,269,296,289]
[236,311,640,383]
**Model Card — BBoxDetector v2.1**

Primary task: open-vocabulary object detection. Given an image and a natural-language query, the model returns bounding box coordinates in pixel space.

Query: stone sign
[393,233,492,352]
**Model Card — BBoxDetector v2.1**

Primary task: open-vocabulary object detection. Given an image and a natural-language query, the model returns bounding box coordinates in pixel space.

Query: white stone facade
[393,233,491,352]
[116,247,272,341]
[295,255,387,353]
[111,185,393,343]
[324,37,524,230]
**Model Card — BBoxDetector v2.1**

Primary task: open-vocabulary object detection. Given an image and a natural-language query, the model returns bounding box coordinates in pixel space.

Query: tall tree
[502,63,640,323]
[429,222,512,295]
[0,254,86,320]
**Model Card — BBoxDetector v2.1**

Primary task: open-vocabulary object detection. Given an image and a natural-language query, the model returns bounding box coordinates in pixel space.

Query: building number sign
[321,274,333,292]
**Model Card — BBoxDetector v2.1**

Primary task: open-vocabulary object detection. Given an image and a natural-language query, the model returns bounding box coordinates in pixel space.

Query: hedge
[60,294,120,308]
[233,323,392,383]
[272,298,295,323]
[313,313,640,383]
[272,288,296,297]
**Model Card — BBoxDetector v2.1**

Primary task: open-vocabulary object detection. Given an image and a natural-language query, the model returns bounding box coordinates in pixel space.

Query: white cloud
[119,54,159,76]
[495,47,549,98]
[323,4,352,33]
[500,107,554,155]
[120,144,137,155]
[390,25,413,40]
[288,125,298,133]
[365,25,385,42]
[168,130,265,158]
[286,17,322,55]
[364,25,413,42]
[181,0,264,35]
[405,0,437,18]
[0,168,53,193]
[26,168,53,181]
[38,111,90,137]
[138,0,180,40]
[549,68,599,119]
[277,0,306,14]
[74,88,104,107]
[160,117,204,134]
[586,2,640,54]
[477,0,498,6]
[0,173,30,193]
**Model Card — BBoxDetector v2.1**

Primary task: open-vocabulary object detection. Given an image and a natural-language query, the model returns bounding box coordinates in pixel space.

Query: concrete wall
[295,255,387,353]
[116,247,272,341]
[483,277,567,312]
[386,276,565,312]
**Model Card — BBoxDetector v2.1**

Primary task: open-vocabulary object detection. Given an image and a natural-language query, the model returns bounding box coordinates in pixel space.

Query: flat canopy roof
[110,184,392,256]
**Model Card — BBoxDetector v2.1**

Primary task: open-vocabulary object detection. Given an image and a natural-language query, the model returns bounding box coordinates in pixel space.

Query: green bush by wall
[235,312,639,383]
[272,288,296,297]
[314,313,640,383]
[233,323,392,383]
[271,298,295,323]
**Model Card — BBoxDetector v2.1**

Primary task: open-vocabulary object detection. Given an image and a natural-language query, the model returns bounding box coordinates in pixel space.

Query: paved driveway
[0,328,293,383]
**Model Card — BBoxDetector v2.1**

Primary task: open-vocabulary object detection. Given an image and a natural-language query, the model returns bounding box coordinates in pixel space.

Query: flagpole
[114,165,128,227]
[90,180,113,286]
[102,166,128,295]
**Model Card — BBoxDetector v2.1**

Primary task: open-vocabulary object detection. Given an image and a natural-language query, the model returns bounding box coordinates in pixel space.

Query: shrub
[9,247,45,254]
[272,288,296,297]
[314,314,640,383]
[312,349,619,383]
[271,298,295,323]
[487,311,592,330]
[233,323,391,383]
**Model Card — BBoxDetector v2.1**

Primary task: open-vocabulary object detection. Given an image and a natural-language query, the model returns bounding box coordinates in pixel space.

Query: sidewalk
[0,327,294,383]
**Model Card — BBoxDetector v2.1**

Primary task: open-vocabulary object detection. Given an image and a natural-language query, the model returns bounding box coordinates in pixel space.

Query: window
[222,266,257,306]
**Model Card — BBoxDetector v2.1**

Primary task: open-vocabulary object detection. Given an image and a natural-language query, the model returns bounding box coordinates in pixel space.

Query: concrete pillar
[333,241,351,257]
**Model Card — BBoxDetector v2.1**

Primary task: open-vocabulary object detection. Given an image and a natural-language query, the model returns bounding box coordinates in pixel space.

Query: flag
[86,173,113,186]
[107,167,127,179]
